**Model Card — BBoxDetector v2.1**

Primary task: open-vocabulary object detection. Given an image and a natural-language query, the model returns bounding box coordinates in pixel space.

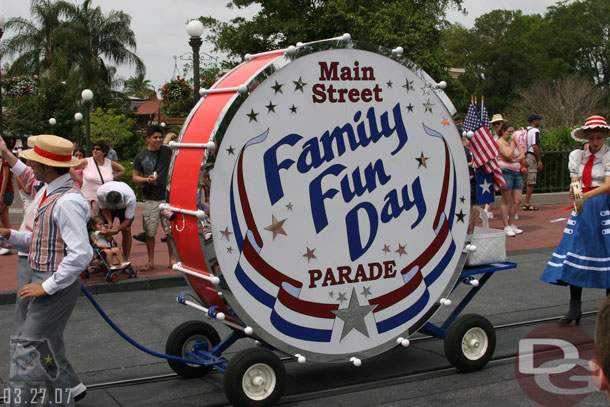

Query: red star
[264,215,287,240]
[220,227,232,241]
[303,247,316,262]
[382,244,391,254]
[395,243,407,257]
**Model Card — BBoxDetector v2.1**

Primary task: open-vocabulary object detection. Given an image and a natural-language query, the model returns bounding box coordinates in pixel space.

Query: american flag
[480,97,490,130]
[464,100,506,190]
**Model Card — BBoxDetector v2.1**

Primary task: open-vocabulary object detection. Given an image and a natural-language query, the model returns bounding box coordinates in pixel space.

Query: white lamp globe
[186,20,204,37]
[48,118,56,126]
[0,10,6,28]
[81,89,94,101]
[74,112,83,121]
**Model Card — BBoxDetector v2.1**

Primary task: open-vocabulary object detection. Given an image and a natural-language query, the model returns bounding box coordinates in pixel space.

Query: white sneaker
[514,214,519,220]
[0,247,11,255]
[504,226,516,237]
[486,210,494,219]
[510,224,523,234]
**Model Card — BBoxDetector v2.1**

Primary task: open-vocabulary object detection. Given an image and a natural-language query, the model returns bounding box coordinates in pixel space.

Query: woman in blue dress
[541,115,610,324]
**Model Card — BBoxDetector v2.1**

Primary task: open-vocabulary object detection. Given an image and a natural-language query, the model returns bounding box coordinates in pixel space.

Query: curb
[0,274,187,306]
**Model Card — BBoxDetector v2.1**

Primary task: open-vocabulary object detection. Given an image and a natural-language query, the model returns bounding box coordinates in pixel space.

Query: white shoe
[0,247,11,255]
[514,214,519,220]
[486,210,494,219]
[504,226,516,237]
[510,224,523,234]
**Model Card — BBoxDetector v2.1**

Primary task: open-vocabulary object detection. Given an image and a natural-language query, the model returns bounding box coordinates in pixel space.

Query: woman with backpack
[496,122,525,237]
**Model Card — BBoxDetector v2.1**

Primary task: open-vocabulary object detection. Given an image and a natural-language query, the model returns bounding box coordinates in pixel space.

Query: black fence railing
[537,150,572,193]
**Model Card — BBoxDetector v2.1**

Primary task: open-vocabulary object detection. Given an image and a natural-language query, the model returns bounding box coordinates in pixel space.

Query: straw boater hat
[571,115,610,141]
[490,114,505,124]
[19,135,81,167]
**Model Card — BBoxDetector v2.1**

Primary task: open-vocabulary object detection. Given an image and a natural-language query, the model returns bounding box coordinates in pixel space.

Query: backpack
[513,127,528,174]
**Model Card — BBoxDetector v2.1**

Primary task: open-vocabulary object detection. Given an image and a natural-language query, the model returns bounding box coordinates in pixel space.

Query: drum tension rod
[158,203,206,219]
[168,140,215,150]
[172,262,219,285]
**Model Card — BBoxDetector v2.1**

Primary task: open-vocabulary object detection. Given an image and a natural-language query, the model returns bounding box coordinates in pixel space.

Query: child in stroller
[83,216,136,282]
[89,216,130,269]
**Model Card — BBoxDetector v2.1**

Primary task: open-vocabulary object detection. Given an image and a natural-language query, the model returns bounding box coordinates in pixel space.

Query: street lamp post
[48,117,56,134]
[186,20,204,101]
[74,112,83,147]
[0,10,6,138]
[81,89,93,154]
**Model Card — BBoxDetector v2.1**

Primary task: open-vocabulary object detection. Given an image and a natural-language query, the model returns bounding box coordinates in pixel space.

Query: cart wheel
[165,321,220,378]
[224,348,286,407]
[444,314,495,372]
[106,272,118,283]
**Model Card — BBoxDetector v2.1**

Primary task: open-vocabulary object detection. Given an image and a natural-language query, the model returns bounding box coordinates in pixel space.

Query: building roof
[135,99,163,116]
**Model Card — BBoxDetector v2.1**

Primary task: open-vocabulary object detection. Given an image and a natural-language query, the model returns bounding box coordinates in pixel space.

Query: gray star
[332,288,377,340]
[226,145,235,155]
[329,291,334,298]
[361,286,372,298]
[289,104,298,114]
[271,81,283,94]
[293,77,307,92]
[265,101,276,113]
[386,80,393,88]
[337,292,347,303]
[423,98,434,113]
[247,109,258,122]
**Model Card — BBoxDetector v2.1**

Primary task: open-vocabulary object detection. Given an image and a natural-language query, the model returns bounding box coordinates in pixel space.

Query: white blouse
[569,144,610,187]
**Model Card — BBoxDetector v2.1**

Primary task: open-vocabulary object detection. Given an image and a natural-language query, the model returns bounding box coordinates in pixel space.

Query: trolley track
[2,312,590,406]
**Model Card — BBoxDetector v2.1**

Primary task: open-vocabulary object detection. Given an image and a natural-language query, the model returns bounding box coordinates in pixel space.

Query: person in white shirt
[0,135,92,405]
[523,113,543,210]
[96,181,136,259]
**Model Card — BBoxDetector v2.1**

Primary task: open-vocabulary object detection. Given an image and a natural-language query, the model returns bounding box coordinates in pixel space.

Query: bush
[540,127,582,151]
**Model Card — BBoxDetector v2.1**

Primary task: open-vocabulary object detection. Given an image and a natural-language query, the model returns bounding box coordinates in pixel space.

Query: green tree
[1,0,73,79]
[124,73,156,99]
[63,0,144,102]
[88,107,138,157]
[544,0,610,87]
[201,0,464,80]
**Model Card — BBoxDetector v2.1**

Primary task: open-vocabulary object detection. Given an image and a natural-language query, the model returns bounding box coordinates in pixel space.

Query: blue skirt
[540,194,610,288]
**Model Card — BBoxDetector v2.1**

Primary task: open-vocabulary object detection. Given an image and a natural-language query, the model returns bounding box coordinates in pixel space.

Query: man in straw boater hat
[0,135,92,405]
[540,115,610,325]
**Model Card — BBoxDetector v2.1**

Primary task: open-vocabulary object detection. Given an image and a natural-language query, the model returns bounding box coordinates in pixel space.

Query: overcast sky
[2,0,560,95]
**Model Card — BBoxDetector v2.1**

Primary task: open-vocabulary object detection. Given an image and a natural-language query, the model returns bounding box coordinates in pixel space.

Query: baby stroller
[82,233,137,282]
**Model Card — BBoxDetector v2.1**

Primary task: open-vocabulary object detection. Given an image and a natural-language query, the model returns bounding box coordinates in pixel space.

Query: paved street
[1,192,609,406]
[0,247,608,406]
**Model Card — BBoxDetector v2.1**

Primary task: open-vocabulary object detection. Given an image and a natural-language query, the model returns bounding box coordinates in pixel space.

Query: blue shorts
[2,193,14,206]
[501,169,523,190]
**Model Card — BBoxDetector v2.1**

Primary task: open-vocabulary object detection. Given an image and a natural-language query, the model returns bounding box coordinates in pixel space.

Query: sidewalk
[0,193,573,302]
[0,203,181,303]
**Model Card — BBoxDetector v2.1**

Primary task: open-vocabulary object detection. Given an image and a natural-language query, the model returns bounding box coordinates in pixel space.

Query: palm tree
[1,0,73,79]
[124,73,157,99]
[64,0,145,91]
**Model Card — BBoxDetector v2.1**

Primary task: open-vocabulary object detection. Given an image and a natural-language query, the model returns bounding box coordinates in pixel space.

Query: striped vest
[29,184,81,273]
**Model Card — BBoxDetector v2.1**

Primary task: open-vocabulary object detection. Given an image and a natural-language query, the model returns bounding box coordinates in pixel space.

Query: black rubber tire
[443,313,495,372]
[165,320,220,378]
[224,348,286,407]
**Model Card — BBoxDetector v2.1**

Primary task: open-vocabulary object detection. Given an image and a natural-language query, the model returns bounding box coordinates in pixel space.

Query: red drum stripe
[242,235,303,289]
[276,286,338,319]
[368,269,423,312]
[237,152,264,248]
